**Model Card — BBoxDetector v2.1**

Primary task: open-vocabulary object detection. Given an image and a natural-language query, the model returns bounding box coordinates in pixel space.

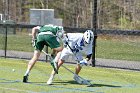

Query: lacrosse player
[23,24,65,83]
[47,30,94,85]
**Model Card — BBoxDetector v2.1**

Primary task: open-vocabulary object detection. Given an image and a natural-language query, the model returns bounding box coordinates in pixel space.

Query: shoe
[73,74,82,84]
[23,75,28,83]
[50,60,58,74]
[47,74,54,85]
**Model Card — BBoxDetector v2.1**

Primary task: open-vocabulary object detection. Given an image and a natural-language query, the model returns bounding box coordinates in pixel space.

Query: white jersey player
[47,30,94,85]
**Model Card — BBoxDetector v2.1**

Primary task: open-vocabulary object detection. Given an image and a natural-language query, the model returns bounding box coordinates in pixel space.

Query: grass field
[0,58,140,93]
[0,33,140,61]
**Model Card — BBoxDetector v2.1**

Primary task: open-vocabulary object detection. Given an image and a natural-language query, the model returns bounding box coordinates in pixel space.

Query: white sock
[24,70,30,76]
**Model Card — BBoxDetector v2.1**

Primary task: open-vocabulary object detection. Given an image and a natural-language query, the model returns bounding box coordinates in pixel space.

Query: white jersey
[60,33,93,61]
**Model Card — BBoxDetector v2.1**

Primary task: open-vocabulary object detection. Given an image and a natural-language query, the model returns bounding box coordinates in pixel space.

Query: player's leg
[74,60,91,85]
[47,58,64,85]
[73,64,83,84]
[73,53,83,83]
[51,47,62,74]
[47,48,69,85]
[74,53,83,75]
[45,36,63,73]
[23,37,44,83]
[23,50,41,82]
[75,64,82,75]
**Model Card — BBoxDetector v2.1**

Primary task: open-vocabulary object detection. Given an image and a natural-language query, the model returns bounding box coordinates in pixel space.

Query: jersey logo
[72,43,83,53]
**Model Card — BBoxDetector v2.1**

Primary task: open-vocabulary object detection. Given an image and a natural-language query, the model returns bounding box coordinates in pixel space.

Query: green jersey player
[23,24,64,83]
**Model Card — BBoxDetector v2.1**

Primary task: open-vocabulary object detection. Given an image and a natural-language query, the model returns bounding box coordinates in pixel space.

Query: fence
[0,23,94,63]
[0,23,140,71]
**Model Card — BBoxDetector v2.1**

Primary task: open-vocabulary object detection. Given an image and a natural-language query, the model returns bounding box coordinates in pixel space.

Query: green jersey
[34,25,62,51]
[39,25,61,35]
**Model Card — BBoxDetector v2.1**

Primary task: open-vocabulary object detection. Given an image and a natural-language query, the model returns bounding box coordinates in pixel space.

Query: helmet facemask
[56,26,65,40]
[83,30,94,46]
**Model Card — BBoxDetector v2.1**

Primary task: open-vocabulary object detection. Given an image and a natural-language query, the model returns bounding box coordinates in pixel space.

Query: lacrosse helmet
[83,30,94,45]
[56,26,65,39]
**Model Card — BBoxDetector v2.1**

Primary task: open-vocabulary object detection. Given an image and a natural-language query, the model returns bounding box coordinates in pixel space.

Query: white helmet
[83,30,94,44]
[56,26,65,39]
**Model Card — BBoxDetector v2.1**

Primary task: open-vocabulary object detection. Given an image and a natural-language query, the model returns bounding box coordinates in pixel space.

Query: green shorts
[35,35,60,51]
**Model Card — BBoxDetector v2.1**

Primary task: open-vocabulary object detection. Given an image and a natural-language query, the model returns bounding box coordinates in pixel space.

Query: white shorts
[60,48,83,62]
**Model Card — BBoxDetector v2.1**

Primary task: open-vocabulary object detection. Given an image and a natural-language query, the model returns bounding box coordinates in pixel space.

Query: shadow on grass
[0,78,122,88]
[54,80,122,88]
[87,83,122,88]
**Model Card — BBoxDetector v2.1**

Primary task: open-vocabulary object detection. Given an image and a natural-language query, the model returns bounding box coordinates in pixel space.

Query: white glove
[31,39,37,47]
[79,59,88,66]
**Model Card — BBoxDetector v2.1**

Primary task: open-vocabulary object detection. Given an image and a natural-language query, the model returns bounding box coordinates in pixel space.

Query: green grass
[96,36,140,61]
[0,58,140,93]
[0,34,140,61]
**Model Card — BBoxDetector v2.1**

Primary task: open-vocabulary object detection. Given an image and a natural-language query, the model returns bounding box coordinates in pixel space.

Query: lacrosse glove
[32,39,37,47]
[79,59,88,66]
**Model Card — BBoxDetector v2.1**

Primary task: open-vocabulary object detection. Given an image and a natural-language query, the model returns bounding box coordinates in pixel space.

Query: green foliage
[118,17,132,29]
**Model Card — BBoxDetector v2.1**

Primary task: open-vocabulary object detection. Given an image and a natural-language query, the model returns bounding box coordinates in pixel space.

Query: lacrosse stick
[42,50,58,74]
[42,50,53,60]
[62,65,92,85]
[42,50,92,85]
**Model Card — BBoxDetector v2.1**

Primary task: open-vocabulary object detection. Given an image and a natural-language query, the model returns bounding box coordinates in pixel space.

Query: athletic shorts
[60,48,83,62]
[35,35,60,51]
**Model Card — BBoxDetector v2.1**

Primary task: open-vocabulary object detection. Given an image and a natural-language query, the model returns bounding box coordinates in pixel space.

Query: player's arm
[85,54,92,61]
[32,26,40,40]
[85,41,93,61]
[31,26,40,47]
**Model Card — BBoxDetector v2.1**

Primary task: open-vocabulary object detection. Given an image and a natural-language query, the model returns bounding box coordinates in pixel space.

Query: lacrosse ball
[12,69,15,72]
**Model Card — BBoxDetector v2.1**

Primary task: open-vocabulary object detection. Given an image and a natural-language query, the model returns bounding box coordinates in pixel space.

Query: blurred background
[0,0,140,29]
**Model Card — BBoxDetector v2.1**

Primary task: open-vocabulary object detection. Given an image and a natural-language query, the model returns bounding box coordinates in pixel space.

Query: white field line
[0,86,38,93]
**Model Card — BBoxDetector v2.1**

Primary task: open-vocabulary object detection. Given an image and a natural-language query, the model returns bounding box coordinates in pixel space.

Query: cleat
[47,74,54,85]
[50,60,58,74]
[23,75,28,83]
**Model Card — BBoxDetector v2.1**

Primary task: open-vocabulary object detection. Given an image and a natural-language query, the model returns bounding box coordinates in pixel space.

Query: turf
[0,58,140,93]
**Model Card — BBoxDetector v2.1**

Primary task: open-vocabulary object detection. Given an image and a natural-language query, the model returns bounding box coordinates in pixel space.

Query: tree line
[0,0,139,30]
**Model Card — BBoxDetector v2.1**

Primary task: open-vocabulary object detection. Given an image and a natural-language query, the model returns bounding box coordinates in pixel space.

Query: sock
[24,70,30,76]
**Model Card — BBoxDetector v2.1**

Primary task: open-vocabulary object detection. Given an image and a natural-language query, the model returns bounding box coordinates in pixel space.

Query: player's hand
[80,59,88,66]
[31,39,37,47]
